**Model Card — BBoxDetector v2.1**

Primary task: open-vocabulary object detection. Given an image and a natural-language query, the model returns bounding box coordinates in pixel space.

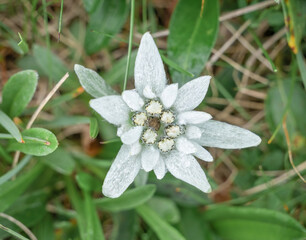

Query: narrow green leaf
[136,204,186,240]
[147,197,180,224]
[249,28,277,72]
[83,191,105,240]
[74,64,117,98]
[76,172,100,192]
[66,177,105,240]
[84,0,128,54]
[160,53,194,77]
[8,128,58,156]
[123,0,135,91]
[0,155,31,185]
[104,50,137,85]
[0,110,22,142]
[95,185,156,212]
[2,70,38,118]
[203,206,306,240]
[41,148,75,175]
[167,0,219,85]
[281,0,306,88]
[296,50,306,88]
[1,191,48,239]
[89,117,99,139]
[65,177,87,239]
[110,211,137,240]
[57,0,64,40]
[0,163,43,212]
[0,224,29,240]
[17,32,29,54]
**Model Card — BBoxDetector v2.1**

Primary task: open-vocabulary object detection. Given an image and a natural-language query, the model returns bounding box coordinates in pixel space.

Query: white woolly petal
[120,126,143,145]
[185,125,202,139]
[177,111,212,125]
[165,150,211,193]
[196,120,262,149]
[143,85,157,99]
[176,137,197,154]
[160,83,178,109]
[117,124,130,137]
[122,90,144,111]
[135,32,166,96]
[90,96,129,126]
[130,141,142,156]
[102,144,141,198]
[174,76,211,112]
[192,141,213,162]
[141,146,160,172]
[154,156,167,179]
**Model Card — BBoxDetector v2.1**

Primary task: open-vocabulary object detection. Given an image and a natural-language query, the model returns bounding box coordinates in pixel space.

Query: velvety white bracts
[81,32,261,198]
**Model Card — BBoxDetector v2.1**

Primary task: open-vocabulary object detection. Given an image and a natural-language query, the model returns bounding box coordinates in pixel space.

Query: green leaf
[110,211,137,240]
[0,224,30,240]
[0,190,48,239]
[0,155,31,186]
[281,0,306,88]
[76,172,100,192]
[84,0,128,55]
[65,177,87,239]
[104,50,137,85]
[83,191,105,240]
[74,64,117,98]
[89,117,99,138]
[0,110,22,143]
[32,45,77,89]
[136,204,186,240]
[160,53,194,78]
[41,148,75,175]
[66,177,105,240]
[0,163,43,212]
[82,0,99,13]
[147,197,180,224]
[95,185,156,212]
[8,128,58,156]
[203,206,306,240]
[17,32,29,54]
[179,208,212,240]
[167,0,219,85]
[32,214,55,240]
[1,70,38,118]
[296,50,306,89]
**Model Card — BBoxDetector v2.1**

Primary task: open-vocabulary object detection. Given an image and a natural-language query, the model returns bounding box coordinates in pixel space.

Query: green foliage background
[0,0,305,239]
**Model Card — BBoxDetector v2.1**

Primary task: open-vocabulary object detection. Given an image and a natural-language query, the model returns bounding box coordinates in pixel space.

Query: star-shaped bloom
[75,32,261,198]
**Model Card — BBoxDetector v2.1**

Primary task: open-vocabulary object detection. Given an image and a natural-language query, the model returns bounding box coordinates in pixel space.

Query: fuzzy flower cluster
[75,32,261,198]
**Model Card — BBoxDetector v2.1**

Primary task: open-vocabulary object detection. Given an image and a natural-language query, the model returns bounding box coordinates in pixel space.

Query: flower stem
[123,0,135,92]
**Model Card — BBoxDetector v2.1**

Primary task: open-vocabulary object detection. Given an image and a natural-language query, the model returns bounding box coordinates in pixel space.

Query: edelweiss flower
[78,32,261,198]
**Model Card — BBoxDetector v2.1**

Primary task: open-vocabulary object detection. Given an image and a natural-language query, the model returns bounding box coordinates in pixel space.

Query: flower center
[130,99,184,153]
[148,117,161,131]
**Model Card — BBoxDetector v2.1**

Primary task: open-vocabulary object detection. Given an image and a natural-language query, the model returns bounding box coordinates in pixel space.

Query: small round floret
[165,125,182,138]
[160,111,175,124]
[142,128,158,144]
[145,100,163,115]
[158,137,175,152]
[132,112,147,126]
